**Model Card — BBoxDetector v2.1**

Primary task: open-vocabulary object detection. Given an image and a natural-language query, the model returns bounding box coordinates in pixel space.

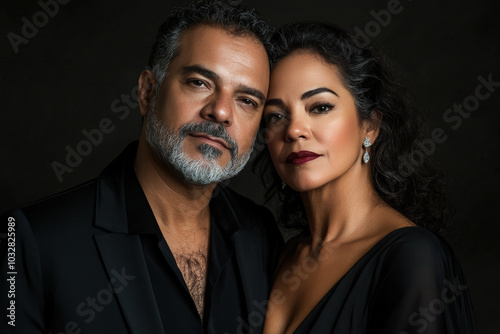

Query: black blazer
[0,144,283,333]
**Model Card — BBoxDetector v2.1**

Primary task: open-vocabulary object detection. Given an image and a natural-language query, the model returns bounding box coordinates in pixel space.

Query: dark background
[1,0,499,332]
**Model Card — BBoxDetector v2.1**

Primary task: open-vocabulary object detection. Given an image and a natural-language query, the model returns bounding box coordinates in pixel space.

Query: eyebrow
[238,85,266,104]
[182,65,219,80]
[265,87,339,107]
[182,65,265,104]
[265,98,284,107]
[301,87,338,100]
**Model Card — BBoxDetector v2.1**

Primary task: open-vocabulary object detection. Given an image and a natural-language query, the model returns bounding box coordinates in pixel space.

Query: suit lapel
[95,234,164,334]
[92,146,272,333]
[93,143,163,333]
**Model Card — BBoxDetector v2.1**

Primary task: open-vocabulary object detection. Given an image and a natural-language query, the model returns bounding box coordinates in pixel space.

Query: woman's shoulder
[365,227,477,333]
[373,226,462,279]
[381,226,452,256]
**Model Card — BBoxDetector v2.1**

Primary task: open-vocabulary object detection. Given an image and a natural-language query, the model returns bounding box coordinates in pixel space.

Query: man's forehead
[170,25,270,84]
[181,23,261,44]
[177,25,265,60]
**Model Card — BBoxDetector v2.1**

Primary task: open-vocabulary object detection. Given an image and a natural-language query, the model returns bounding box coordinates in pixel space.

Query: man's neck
[133,139,215,231]
[134,140,212,320]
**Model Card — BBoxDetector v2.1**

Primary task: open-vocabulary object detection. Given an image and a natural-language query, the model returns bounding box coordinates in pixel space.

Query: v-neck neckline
[290,226,419,333]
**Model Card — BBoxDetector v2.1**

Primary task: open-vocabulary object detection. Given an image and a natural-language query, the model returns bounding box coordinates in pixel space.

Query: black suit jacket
[0,144,283,333]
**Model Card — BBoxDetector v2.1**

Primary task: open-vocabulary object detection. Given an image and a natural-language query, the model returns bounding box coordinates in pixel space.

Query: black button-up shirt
[124,166,247,333]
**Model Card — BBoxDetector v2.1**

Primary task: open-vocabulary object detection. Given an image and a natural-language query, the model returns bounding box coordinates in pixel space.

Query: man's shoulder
[4,180,98,233]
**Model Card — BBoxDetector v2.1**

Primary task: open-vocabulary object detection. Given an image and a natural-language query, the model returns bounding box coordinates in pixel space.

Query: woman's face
[264,52,368,192]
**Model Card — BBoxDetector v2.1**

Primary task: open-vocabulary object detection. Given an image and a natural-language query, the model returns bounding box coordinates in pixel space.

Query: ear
[363,110,382,143]
[138,70,157,117]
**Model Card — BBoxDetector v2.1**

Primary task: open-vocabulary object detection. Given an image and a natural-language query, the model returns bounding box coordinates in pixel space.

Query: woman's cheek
[318,114,359,151]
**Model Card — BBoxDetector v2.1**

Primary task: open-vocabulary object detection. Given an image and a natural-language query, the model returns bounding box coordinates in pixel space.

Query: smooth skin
[134,25,270,318]
[262,51,413,334]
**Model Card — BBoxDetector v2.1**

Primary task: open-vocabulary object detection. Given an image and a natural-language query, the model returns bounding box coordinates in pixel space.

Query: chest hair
[170,243,208,320]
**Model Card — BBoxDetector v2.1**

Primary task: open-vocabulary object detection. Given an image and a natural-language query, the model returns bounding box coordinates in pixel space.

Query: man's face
[141,25,270,185]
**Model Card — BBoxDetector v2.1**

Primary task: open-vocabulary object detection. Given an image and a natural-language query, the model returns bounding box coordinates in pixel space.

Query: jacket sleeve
[1,210,45,333]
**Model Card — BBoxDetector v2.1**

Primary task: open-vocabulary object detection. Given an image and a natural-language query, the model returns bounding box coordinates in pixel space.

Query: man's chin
[187,151,230,167]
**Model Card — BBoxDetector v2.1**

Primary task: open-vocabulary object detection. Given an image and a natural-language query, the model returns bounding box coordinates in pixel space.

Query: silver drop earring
[282,181,286,189]
[363,137,372,163]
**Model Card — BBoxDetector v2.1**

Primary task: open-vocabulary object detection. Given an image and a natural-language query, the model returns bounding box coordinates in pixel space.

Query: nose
[201,91,233,126]
[285,115,310,142]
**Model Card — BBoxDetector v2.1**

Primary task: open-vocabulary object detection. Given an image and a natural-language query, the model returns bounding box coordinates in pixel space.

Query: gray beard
[144,96,253,185]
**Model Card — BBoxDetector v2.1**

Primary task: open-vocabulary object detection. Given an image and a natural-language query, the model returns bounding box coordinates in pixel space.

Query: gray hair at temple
[147,0,272,92]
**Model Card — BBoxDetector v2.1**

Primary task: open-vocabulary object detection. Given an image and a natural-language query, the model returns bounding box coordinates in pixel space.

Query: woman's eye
[264,113,285,125]
[311,103,334,114]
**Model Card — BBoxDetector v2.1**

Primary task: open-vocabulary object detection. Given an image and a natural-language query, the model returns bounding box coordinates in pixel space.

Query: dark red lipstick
[286,151,320,165]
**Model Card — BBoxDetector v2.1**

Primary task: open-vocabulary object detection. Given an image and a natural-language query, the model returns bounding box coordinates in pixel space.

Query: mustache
[179,122,239,158]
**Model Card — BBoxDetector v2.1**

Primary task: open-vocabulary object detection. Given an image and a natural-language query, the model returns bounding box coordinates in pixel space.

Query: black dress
[293,227,477,334]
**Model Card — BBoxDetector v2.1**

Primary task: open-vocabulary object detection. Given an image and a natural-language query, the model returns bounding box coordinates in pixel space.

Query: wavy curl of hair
[253,22,447,235]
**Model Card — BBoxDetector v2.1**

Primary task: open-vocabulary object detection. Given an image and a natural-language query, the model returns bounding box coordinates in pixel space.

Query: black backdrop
[1,0,499,332]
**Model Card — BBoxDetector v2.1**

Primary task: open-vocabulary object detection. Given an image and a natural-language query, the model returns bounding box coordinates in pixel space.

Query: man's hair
[148,0,272,89]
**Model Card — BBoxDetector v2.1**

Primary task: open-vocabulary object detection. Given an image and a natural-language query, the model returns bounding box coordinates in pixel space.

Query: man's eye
[241,98,257,108]
[188,79,206,87]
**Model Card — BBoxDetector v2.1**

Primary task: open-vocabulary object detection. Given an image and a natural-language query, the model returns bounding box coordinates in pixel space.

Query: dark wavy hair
[148,0,272,88]
[254,22,447,235]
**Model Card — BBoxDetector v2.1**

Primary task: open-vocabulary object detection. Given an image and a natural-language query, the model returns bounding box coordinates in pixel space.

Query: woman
[257,22,477,333]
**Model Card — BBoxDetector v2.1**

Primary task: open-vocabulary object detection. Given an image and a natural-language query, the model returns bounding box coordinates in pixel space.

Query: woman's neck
[300,169,384,250]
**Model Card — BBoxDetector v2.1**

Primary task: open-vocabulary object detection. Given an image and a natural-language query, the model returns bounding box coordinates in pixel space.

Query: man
[0,1,283,333]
